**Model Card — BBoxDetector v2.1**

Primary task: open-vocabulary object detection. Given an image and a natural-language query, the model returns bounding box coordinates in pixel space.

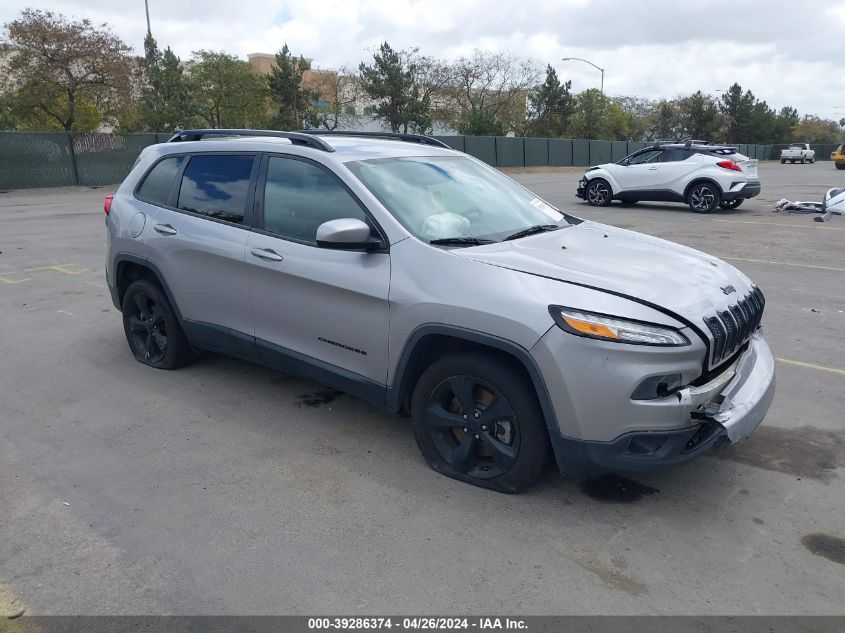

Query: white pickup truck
[781,143,815,164]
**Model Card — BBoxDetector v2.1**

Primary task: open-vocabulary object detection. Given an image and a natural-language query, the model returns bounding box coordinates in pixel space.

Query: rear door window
[660,148,691,162]
[136,156,184,205]
[177,154,256,224]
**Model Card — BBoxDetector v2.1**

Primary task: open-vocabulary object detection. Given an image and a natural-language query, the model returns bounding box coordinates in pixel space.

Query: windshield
[345,155,566,242]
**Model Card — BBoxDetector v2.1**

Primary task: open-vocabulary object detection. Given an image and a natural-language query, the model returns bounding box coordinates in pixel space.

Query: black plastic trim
[388,324,560,432]
[296,129,451,149]
[168,129,335,152]
[548,423,727,477]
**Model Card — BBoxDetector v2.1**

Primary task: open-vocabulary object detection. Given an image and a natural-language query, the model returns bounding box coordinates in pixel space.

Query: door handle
[153,223,177,235]
[250,248,284,262]
[648,166,658,171]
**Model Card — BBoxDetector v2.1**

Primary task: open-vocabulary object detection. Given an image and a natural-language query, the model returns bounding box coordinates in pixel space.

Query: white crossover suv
[577,142,761,212]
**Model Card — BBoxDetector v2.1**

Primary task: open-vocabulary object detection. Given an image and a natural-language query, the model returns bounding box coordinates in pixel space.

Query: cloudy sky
[3,0,845,120]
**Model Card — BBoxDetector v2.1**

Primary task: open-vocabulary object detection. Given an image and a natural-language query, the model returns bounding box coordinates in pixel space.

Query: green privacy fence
[0,130,832,191]
[434,136,777,168]
[0,131,168,190]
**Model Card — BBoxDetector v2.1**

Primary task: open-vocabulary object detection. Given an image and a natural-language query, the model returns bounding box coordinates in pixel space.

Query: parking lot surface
[1,161,843,615]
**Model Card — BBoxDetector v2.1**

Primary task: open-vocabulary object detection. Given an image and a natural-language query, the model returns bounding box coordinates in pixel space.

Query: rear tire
[410,352,549,493]
[800,158,806,164]
[808,158,815,164]
[619,199,638,206]
[122,279,193,370]
[687,182,721,213]
[836,163,845,170]
[585,178,613,207]
[780,159,786,164]
[720,199,744,210]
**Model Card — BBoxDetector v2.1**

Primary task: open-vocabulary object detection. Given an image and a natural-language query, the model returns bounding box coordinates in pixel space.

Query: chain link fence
[0,131,833,191]
[0,131,168,190]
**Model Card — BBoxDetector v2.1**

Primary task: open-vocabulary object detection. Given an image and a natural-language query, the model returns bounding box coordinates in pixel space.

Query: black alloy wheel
[122,279,193,369]
[411,352,549,493]
[424,374,520,480]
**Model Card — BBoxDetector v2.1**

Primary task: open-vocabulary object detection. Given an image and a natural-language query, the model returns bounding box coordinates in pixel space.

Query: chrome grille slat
[703,286,765,369]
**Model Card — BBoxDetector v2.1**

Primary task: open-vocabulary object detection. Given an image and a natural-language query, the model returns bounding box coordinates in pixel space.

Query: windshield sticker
[530,198,563,221]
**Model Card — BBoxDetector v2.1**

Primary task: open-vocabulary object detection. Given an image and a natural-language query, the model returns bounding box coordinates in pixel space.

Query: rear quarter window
[136,156,185,205]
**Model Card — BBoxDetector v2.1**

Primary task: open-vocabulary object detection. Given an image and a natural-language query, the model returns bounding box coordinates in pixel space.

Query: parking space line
[0,274,30,284]
[709,218,845,231]
[721,257,845,272]
[776,357,845,376]
[24,264,88,275]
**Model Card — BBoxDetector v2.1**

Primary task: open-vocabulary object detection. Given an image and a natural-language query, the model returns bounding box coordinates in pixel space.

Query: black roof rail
[167,129,335,152]
[297,129,451,149]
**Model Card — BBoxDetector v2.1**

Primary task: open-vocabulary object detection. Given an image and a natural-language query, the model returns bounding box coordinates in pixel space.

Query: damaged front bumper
[576,177,587,200]
[547,332,775,476]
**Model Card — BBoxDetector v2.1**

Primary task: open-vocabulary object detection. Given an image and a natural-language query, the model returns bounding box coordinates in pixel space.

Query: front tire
[808,158,815,164]
[410,352,549,493]
[687,183,721,213]
[585,178,612,207]
[122,279,193,369]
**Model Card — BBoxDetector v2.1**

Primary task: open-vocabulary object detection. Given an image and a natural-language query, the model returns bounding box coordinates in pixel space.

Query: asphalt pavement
[0,161,843,615]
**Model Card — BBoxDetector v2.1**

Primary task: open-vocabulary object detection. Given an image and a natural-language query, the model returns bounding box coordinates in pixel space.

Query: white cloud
[3,0,844,119]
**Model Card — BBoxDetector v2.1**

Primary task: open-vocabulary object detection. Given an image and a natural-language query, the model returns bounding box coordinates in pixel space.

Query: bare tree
[1,9,132,131]
[307,66,364,130]
[446,51,540,135]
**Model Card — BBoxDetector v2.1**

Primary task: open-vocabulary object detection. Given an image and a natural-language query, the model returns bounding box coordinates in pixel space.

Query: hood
[456,221,754,326]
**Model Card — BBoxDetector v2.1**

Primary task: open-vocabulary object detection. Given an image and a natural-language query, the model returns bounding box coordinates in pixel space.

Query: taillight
[716,160,742,172]
[104,195,113,214]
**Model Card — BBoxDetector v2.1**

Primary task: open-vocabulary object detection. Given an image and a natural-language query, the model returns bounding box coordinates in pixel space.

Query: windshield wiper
[503,224,562,241]
[429,237,496,247]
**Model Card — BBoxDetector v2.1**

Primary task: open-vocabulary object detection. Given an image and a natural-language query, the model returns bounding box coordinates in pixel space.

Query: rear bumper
[546,332,775,476]
[723,181,761,201]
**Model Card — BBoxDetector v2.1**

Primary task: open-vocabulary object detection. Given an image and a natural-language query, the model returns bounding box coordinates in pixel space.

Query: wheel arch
[112,253,183,322]
[683,177,723,199]
[585,173,617,197]
[388,325,560,434]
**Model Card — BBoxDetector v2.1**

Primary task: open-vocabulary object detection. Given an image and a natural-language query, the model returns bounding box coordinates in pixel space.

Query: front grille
[703,287,765,367]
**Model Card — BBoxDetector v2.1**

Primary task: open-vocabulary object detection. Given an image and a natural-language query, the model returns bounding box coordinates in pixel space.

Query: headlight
[549,307,690,346]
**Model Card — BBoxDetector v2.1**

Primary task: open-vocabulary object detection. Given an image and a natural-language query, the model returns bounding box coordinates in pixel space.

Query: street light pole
[144,0,152,37]
[561,57,605,95]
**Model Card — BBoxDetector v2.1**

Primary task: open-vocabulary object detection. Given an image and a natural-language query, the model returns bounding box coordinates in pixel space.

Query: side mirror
[620,159,630,166]
[316,218,382,251]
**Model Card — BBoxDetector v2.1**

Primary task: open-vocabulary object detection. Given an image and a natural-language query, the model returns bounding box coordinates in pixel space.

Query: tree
[308,66,362,130]
[187,50,269,129]
[267,43,318,129]
[137,34,192,132]
[612,96,656,141]
[719,83,755,143]
[448,51,540,135]
[569,88,610,139]
[0,9,132,132]
[791,116,840,145]
[527,65,573,137]
[359,42,431,133]
[675,91,721,141]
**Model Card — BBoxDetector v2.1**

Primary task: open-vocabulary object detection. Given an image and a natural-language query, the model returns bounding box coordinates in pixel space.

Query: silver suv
[105,129,776,493]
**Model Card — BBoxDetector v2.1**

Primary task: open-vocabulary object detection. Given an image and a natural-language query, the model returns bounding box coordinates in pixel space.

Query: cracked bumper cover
[547,332,776,476]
